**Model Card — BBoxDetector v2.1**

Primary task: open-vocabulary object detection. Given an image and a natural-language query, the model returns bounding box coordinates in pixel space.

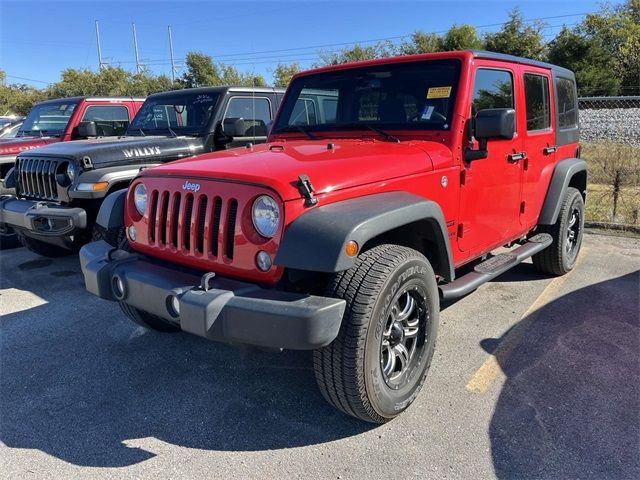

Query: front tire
[313,244,439,423]
[533,187,585,275]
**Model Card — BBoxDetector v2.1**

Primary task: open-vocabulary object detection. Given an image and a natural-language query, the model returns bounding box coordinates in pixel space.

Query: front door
[457,64,523,254]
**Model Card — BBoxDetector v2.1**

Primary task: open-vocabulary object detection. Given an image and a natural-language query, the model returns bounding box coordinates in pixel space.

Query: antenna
[168,25,177,82]
[132,23,142,74]
[95,20,105,70]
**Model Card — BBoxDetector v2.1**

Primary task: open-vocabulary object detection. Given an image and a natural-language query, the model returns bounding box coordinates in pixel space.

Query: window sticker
[421,105,435,120]
[426,86,452,99]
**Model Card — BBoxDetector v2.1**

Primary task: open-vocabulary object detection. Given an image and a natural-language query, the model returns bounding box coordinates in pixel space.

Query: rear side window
[556,77,577,129]
[524,74,551,131]
[82,105,130,136]
[472,69,514,115]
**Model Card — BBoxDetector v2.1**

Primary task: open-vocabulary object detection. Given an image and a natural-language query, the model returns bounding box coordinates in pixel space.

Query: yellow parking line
[465,247,590,394]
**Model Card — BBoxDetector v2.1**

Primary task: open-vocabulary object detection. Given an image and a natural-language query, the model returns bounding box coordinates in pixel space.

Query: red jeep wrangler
[80,51,585,423]
[0,96,144,181]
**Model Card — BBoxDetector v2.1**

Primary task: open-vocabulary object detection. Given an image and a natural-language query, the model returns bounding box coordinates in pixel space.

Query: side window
[524,73,551,131]
[224,97,271,136]
[472,69,514,115]
[556,77,577,129]
[81,105,130,136]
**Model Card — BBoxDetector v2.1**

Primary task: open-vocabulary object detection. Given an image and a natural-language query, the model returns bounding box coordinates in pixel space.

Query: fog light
[128,225,137,242]
[166,294,180,318]
[256,250,272,272]
[111,275,126,300]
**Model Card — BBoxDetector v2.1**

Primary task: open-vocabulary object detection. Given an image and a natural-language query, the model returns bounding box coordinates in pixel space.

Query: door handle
[508,152,527,163]
[543,146,557,155]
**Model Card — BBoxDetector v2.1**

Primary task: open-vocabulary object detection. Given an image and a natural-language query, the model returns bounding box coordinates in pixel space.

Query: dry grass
[582,142,640,225]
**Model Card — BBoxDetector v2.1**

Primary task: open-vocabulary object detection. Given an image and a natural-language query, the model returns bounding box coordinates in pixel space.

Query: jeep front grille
[147,189,238,259]
[16,157,59,200]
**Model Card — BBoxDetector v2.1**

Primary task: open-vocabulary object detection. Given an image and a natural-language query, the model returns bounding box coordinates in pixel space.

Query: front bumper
[0,196,87,237]
[80,241,346,350]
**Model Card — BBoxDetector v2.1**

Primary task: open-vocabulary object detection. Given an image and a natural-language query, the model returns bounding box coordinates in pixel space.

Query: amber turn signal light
[345,240,359,257]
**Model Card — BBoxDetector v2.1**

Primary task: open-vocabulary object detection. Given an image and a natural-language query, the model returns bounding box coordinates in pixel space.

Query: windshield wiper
[338,123,400,143]
[166,126,177,138]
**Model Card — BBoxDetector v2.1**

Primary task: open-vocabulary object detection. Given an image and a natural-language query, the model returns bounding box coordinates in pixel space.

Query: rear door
[457,63,524,253]
[519,68,556,228]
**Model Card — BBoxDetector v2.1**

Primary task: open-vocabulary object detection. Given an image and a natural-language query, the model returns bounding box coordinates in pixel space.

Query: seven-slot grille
[16,157,60,200]
[147,189,238,259]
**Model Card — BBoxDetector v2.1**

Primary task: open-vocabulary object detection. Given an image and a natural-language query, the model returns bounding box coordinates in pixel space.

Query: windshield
[0,122,22,139]
[18,101,78,137]
[127,91,220,136]
[273,59,461,136]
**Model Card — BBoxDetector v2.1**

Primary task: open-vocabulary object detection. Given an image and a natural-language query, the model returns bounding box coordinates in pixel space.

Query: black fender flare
[539,158,587,225]
[96,188,127,230]
[275,192,455,281]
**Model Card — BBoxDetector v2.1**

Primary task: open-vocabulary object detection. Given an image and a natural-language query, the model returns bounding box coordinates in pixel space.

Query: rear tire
[16,231,73,257]
[313,244,439,423]
[533,187,584,275]
[119,303,180,333]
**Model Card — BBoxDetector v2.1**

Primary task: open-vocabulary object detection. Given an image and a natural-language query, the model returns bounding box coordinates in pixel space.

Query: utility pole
[168,25,177,82]
[95,20,105,70]
[132,23,142,74]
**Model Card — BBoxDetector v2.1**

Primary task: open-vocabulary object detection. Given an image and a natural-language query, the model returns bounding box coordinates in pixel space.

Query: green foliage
[484,8,546,60]
[180,52,267,88]
[317,41,397,66]
[272,63,301,87]
[399,31,442,55]
[441,25,484,51]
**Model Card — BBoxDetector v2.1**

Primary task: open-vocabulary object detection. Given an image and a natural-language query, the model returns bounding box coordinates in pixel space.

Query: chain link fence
[578,96,640,228]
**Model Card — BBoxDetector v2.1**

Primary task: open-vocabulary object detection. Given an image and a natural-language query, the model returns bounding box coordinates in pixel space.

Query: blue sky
[1,0,609,88]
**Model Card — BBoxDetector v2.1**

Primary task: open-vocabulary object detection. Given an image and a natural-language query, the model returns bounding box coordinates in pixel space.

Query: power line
[5,75,50,85]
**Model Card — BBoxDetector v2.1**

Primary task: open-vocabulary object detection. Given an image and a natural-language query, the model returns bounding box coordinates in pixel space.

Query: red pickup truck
[0,96,144,180]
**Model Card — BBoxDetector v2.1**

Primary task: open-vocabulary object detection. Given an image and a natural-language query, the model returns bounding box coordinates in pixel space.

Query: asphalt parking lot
[1,232,638,479]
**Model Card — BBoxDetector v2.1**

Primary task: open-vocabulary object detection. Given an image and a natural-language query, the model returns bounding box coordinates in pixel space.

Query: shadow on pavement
[0,255,372,468]
[484,271,640,479]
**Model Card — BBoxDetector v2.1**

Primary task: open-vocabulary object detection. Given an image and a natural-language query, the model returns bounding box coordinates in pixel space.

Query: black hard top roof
[147,86,286,99]
[471,50,575,77]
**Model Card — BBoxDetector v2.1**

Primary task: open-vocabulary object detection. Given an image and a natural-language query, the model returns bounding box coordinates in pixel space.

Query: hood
[0,137,59,156]
[142,139,453,201]
[15,135,206,167]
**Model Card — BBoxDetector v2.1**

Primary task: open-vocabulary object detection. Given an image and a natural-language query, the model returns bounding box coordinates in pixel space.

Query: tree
[485,8,546,60]
[399,31,442,55]
[580,0,640,92]
[180,52,222,87]
[440,25,484,51]
[547,26,621,96]
[272,63,301,87]
[317,41,397,66]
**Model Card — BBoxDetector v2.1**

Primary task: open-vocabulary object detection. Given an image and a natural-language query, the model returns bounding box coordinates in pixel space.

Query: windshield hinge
[297,174,318,207]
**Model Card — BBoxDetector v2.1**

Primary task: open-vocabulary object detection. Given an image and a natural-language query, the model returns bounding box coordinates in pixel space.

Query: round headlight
[66,162,76,182]
[252,195,280,238]
[133,183,147,216]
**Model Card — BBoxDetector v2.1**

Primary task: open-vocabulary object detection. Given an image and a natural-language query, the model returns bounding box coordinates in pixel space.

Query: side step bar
[439,233,552,301]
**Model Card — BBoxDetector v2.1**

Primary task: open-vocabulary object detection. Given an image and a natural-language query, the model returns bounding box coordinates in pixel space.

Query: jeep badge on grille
[182,180,201,192]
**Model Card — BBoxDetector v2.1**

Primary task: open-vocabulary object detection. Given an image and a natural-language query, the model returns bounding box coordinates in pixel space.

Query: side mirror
[222,117,245,137]
[475,108,515,141]
[465,108,515,162]
[77,121,98,138]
